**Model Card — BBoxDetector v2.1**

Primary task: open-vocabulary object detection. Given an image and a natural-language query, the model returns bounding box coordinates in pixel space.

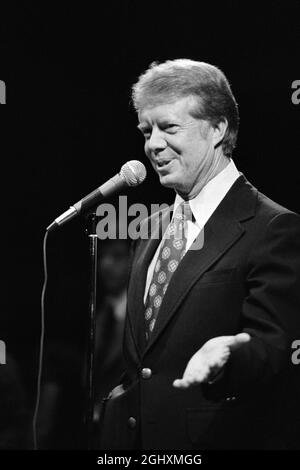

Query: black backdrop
[1,0,299,449]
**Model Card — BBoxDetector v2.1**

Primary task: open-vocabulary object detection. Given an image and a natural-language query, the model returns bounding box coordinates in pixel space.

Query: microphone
[46,160,147,232]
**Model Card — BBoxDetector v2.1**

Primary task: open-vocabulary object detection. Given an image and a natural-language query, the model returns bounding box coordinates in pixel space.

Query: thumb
[229,332,251,351]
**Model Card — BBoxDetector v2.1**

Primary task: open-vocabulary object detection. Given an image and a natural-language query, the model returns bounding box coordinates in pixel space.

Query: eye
[139,127,151,140]
[163,124,179,134]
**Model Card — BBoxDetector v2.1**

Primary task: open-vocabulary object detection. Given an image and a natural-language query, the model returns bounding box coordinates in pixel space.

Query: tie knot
[174,201,193,223]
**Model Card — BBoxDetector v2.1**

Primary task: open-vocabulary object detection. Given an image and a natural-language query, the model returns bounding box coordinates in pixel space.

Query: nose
[146,127,167,155]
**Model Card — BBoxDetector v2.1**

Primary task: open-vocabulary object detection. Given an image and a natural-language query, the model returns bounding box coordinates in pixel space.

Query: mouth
[155,159,173,170]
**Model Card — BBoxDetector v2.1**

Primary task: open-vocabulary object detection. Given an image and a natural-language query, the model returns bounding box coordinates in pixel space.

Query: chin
[158,173,179,188]
[163,181,190,197]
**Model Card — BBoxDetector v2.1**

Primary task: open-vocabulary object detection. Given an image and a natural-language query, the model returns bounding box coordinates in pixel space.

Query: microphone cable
[32,230,49,450]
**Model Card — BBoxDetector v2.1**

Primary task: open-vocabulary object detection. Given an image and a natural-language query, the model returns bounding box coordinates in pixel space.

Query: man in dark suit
[99,59,300,450]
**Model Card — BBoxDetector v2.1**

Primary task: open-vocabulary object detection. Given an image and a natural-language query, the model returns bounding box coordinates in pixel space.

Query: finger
[229,332,251,351]
[173,373,198,388]
[173,378,190,389]
[173,371,206,388]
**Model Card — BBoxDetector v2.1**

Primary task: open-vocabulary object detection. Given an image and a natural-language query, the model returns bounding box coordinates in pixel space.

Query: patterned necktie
[144,201,193,341]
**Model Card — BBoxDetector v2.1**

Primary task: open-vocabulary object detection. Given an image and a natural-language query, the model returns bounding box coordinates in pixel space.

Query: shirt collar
[174,159,240,227]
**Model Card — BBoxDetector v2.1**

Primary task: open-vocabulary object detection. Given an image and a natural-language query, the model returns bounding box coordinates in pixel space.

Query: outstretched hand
[173,332,250,389]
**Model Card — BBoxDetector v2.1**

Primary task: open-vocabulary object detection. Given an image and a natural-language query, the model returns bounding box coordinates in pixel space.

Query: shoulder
[245,187,300,265]
[231,175,300,252]
[256,189,299,221]
[253,190,300,241]
[237,174,300,225]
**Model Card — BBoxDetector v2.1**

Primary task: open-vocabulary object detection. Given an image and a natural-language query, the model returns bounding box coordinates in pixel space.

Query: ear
[212,119,228,148]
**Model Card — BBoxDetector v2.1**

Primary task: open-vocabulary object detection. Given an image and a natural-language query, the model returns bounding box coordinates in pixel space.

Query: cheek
[144,143,151,159]
[185,142,207,167]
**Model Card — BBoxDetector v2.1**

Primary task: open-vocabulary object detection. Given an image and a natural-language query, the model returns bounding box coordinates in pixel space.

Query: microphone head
[120,160,147,186]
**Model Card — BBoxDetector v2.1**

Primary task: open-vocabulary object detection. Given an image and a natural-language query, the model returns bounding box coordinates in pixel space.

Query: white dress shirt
[144,159,241,304]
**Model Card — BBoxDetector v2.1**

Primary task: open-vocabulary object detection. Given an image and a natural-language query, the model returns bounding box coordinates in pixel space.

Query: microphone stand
[84,209,98,450]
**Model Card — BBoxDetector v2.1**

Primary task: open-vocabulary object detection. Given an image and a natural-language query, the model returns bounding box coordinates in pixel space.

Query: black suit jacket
[99,175,300,450]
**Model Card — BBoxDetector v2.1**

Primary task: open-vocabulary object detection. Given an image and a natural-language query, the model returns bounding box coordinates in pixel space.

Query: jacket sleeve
[208,211,300,397]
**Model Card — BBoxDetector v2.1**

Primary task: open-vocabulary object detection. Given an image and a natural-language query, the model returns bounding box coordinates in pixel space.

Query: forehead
[138,95,198,124]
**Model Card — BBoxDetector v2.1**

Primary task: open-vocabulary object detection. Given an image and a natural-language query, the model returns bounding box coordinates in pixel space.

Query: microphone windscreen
[120,160,147,186]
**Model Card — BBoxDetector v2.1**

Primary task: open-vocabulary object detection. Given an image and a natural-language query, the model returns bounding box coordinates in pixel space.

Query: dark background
[0,0,299,449]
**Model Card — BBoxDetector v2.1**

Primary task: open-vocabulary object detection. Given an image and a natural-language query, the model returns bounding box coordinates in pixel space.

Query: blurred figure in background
[93,237,130,426]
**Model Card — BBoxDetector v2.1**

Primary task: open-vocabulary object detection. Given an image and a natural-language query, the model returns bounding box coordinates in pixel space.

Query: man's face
[138,96,215,198]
